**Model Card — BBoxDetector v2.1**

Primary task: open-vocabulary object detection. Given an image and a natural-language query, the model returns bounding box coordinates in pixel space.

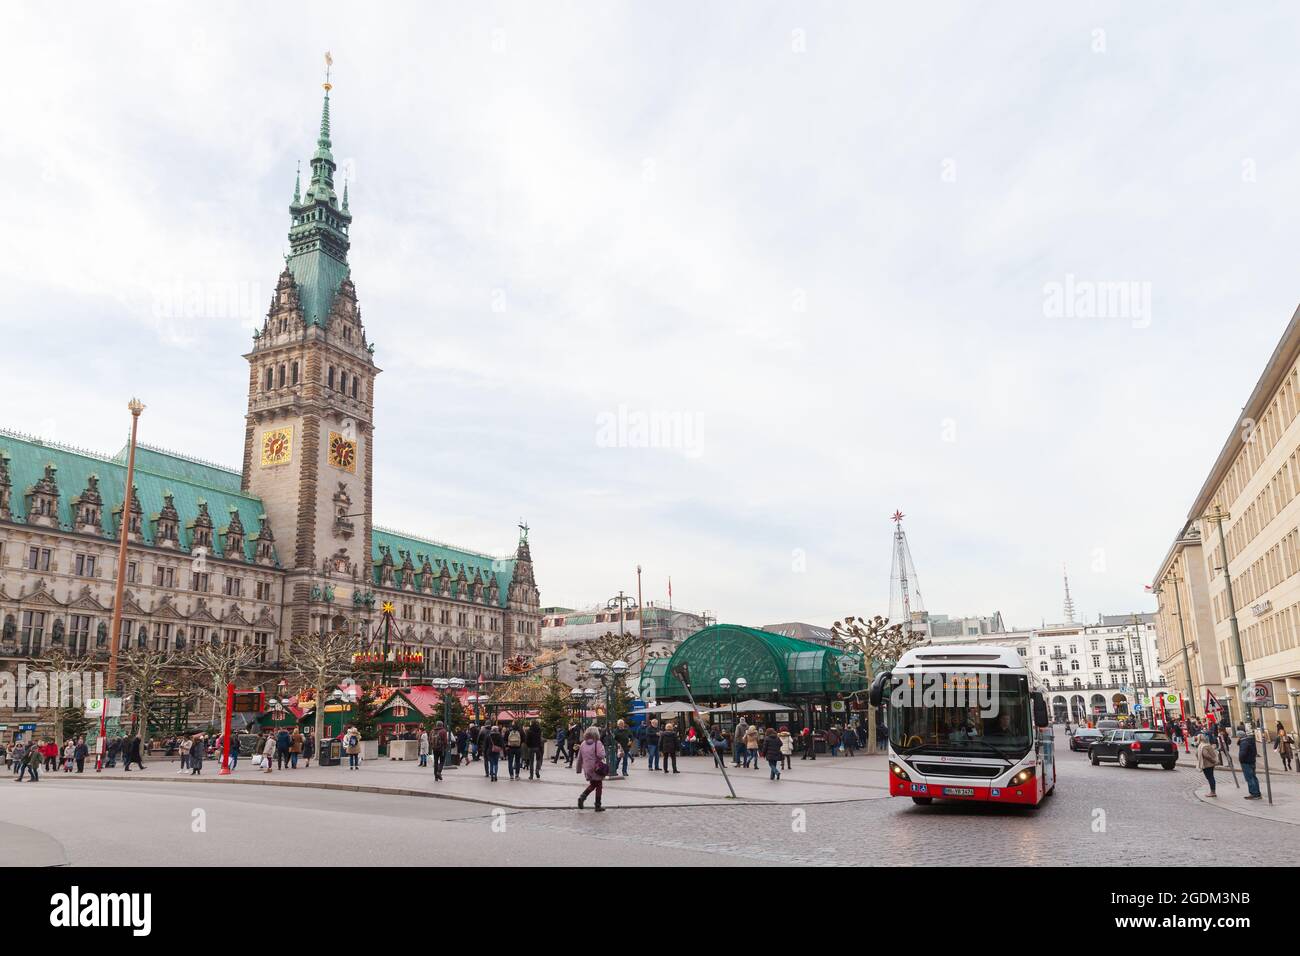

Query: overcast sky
[3,2,1299,630]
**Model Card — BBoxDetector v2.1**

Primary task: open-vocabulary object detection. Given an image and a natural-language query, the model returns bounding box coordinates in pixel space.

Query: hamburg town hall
[0,74,542,736]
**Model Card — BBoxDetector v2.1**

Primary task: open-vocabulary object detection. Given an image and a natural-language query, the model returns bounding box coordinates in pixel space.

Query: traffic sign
[1252,681,1275,706]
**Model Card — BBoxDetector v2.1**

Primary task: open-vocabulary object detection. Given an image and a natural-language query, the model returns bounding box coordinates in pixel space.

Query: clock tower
[242,74,380,641]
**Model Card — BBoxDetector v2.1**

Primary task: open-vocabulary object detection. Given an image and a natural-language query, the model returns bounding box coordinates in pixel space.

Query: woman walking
[778,725,794,771]
[1276,725,1295,772]
[302,731,315,768]
[190,734,205,775]
[1196,733,1218,797]
[574,725,608,811]
[745,724,760,769]
[762,727,784,780]
[659,721,680,774]
[345,726,361,770]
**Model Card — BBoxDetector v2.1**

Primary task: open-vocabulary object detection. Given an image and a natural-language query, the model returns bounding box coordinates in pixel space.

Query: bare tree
[285,630,359,745]
[117,646,182,739]
[830,615,924,753]
[25,645,99,742]
[184,640,258,737]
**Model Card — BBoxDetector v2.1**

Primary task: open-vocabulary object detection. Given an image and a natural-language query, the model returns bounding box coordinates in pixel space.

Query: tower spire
[888,510,925,632]
[1062,564,1077,624]
[292,161,301,205]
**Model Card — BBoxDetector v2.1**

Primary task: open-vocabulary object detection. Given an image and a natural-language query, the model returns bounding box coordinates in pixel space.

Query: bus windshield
[888,672,1032,758]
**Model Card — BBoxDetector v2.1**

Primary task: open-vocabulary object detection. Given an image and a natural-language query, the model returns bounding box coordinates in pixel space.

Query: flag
[668,576,672,601]
[324,51,333,67]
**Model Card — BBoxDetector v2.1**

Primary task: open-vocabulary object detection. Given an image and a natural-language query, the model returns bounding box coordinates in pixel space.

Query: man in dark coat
[124,734,145,771]
[659,722,680,774]
[1239,730,1261,799]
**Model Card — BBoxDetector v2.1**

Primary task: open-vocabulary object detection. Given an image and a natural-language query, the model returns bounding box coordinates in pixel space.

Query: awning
[706,699,792,713]
[642,702,704,715]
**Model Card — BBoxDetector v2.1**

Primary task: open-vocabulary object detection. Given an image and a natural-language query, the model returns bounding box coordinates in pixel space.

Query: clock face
[328,431,357,472]
[260,427,292,467]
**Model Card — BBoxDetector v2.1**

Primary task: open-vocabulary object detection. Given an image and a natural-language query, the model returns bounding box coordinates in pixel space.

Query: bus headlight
[1009,767,1035,786]
[889,761,911,782]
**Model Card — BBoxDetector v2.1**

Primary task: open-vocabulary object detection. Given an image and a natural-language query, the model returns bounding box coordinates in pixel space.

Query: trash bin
[318,739,341,767]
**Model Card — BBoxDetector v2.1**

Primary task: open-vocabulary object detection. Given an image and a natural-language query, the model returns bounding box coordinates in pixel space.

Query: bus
[869,645,1056,807]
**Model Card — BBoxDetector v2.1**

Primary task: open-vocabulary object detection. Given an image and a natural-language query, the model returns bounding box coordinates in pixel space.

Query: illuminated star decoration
[381,601,395,615]
[891,510,905,524]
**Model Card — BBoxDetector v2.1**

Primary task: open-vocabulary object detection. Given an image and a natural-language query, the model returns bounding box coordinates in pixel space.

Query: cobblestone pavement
[485,744,1299,866]
[6,744,1294,865]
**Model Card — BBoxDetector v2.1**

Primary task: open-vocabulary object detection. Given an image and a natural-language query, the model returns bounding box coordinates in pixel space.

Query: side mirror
[1031,691,1049,729]
[869,670,891,708]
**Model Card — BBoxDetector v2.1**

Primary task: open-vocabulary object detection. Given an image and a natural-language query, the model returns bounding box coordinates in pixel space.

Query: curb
[1192,785,1300,826]
[40,771,889,811]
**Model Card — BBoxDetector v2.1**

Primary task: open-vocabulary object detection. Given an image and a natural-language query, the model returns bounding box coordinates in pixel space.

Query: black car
[1069,728,1103,752]
[1088,729,1177,769]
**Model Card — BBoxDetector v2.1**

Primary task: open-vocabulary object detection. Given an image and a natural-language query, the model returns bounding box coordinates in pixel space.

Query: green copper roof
[0,429,277,565]
[114,443,243,493]
[643,624,864,699]
[372,526,514,608]
[286,87,352,326]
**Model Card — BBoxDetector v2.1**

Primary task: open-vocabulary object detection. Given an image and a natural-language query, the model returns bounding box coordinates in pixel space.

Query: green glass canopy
[642,624,864,701]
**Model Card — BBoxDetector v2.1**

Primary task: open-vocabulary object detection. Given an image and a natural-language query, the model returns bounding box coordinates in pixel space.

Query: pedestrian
[227,731,240,771]
[302,731,315,768]
[18,743,41,782]
[1238,729,1262,799]
[487,723,503,782]
[761,726,783,780]
[344,726,361,770]
[431,720,449,781]
[62,739,75,772]
[123,734,145,771]
[574,725,608,811]
[614,719,632,777]
[645,719,661,771]
[733,719,748,766]
[778,725,794,771]
[1275,725,1295,772]
[526,720,543,779]
[659,721,680,774]
[105,735,121,768]
[1195,732,1218,797]
[800,726,817,760]
[418,728,430,768]
[275,728,291,770]
[178,735,192,773]
[262,732,276,773]
[190,734,205,775]
[842,723,858,757]
[565,722,580,767]
[551,723,567,764]
[476,723,493,777]
[454,726,468,766]
[505,723,523,780]
[73,737,88,773]
[744,723,760,769]
[0,742,7,770]
[290,728,304,768]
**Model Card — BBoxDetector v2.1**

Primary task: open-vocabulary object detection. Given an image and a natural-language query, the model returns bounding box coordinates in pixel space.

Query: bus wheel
[911,797,933,806]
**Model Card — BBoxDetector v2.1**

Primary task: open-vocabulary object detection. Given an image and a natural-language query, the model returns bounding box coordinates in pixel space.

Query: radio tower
[1062,565,1077,624]
[889,510,926,630]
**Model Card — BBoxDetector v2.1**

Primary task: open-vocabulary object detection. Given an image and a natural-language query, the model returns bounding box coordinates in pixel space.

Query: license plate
[942,787,975,796]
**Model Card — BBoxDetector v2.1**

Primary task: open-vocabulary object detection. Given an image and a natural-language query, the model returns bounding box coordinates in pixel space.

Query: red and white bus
[869,645,1056,807]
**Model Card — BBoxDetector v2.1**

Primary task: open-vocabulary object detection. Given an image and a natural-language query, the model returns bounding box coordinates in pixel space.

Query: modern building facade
[1151,521,1227,722]
[1154,307,1300,734]
[538,602,708,684]
[0,78,541,738]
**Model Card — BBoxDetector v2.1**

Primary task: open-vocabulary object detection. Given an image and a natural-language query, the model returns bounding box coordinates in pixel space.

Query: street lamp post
[589,659,629,777]
[107,398,145,697]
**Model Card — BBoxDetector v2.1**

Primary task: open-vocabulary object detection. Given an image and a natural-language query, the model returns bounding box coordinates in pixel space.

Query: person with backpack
[505,722,524,780]
[344,726,361,771]
[614,720,632,777]
[525,720,544,779]
[123,734,145,771]
[552,724,568,764]
[487,723,504,782]
[778,725,794,770]
[574,725,608,811]
[275,728,292,770]
[744,724,760,769]
[418,728,430,768]
[565,722,581,767]
[430,721,449,781]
